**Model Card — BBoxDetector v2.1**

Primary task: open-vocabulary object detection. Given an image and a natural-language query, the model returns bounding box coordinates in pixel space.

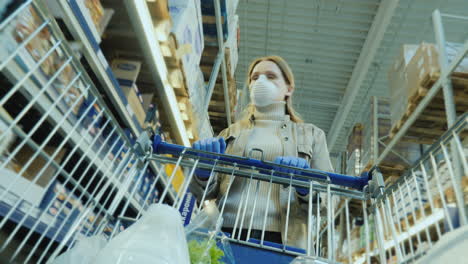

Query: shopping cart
[146,133,376,264]
[1,0,467,263]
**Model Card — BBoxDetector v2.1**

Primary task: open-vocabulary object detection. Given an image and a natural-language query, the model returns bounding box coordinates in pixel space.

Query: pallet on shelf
[389,72,468,143]
[360,161,408,181]
[147,0,172,42]
[201,45,237,134]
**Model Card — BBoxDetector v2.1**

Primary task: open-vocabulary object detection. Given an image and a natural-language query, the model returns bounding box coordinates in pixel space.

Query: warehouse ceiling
[235,0,468,153]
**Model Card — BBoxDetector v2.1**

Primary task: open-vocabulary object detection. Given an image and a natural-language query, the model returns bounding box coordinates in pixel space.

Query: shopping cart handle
[152,135,370,190]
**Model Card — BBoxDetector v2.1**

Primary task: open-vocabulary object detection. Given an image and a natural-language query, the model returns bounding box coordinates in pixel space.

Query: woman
[191,55,333,249]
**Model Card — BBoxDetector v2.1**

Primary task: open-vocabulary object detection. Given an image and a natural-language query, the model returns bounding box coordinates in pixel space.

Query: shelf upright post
[432,9,464,225]
[205,0,231,126]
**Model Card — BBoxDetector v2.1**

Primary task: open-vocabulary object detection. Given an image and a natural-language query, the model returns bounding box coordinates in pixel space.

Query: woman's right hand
[192,137,226,156]
[192,137,226,180]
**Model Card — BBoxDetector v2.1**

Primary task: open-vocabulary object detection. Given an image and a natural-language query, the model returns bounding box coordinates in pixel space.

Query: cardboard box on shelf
[111,59,147,126]
[407,43,468,98]
[169,0,204,83]
[147,0,172,41]
[121,85,146,127]
[387,44,421,128]
[78,98,103,138]
[84,0,105,29]
[111,59,142,87]
[10,145,67,189]
[0,167,47,208]
[389,42,468,128]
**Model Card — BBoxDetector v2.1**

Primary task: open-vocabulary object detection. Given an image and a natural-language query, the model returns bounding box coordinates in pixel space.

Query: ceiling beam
[326,0,400,151]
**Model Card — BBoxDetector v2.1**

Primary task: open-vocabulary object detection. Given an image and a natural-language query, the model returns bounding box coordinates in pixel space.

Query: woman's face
[250,60,292,98]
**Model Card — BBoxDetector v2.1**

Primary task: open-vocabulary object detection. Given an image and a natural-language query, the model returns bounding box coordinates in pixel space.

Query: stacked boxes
[83,0,105,30]
[168,0,205,91]
[388,42,468,129]
[406,43,468,99]
[111,59,146,128]
[388,45,418,128]
[40,181,100,236]
[0,4,87,125]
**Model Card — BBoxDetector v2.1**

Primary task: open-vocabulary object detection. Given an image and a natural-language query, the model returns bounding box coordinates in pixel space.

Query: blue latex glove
[192,137,226,180]
[274,156,311,196]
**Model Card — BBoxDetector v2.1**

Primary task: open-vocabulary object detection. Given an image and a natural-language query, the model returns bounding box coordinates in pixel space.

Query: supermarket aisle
[0,0,467,263]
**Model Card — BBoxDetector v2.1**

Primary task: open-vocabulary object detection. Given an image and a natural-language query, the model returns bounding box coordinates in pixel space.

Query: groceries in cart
[52,202,237,264]
[54,204,191,264]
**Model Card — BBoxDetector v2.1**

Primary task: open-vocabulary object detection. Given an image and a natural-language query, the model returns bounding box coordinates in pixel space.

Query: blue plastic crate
[229,239,304,264]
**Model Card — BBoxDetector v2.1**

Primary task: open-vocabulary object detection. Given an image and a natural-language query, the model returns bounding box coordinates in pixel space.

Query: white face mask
[250,75,287,107]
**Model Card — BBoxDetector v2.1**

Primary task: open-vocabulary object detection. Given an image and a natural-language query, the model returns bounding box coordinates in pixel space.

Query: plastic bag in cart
[93,204,190,264]
[185,201,235,264]
[289,256,340,264]
[51,234,107,264]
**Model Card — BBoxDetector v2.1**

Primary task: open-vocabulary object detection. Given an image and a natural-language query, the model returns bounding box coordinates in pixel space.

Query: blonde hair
[239,55,303,125]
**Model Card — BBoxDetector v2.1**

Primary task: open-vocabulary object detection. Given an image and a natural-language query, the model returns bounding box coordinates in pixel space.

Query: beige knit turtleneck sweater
[222,102,288,232]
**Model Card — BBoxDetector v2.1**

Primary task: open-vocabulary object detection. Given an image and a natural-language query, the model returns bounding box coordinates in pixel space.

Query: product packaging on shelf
[46,0,106,44]
[8,145,67,190]
[0,4,87,124]
[40,180,100,236]
[387,44,418,128]
[169,0,204,85]
[406,43,468,97]
[78,98,103,140]
[0,167,47,208]
[111,59,146,127]
[84,0,105,29]
[388,42,468,128]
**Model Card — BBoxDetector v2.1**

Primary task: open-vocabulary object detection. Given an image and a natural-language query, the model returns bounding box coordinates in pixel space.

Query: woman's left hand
[273,156,311,196]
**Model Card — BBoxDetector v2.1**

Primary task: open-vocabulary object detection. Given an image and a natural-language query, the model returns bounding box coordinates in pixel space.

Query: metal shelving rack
[348,113,468,264]
[336,9,468,263]
[50,0,182,201]
[376,10,468,168]
[204,0,233,127]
